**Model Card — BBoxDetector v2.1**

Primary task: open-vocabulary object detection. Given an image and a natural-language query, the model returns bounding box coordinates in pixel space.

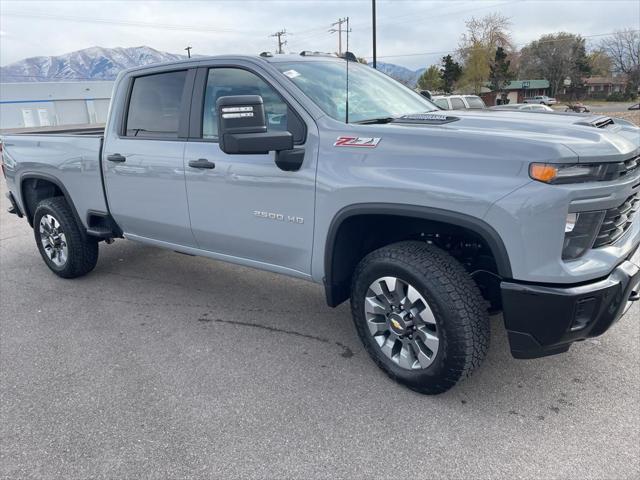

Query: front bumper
[502,249,640,359]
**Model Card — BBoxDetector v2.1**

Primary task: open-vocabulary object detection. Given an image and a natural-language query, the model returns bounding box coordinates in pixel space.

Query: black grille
[601,155,640,180]
[593,192,640,248]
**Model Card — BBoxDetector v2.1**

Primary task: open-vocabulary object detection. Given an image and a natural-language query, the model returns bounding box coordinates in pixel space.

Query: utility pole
[270,29,287,54]
[372,0,377,68]
[184,46,192,58]
[329,17,351,55]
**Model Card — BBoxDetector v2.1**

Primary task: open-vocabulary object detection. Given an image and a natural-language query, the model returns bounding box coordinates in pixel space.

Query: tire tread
[34,197,99,279]
[350,241,489,394]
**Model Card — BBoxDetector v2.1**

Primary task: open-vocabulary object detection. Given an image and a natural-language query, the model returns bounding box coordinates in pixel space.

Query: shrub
[607,91,638,102]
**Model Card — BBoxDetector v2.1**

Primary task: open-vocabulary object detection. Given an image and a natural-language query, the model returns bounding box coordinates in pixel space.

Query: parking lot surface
[1,182,639,479]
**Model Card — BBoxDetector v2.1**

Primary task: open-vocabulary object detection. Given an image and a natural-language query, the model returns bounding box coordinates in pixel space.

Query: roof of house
[505,79,550,90]
[584,76,627,85]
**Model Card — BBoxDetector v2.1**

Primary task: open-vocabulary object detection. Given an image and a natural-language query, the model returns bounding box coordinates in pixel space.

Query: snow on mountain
[1,45,424,87]
[0,46,185,82]
[371,62,426,87]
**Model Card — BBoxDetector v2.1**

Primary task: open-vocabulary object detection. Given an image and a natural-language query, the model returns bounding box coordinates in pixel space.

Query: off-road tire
[33,197,99,278]
[350,241,489,394]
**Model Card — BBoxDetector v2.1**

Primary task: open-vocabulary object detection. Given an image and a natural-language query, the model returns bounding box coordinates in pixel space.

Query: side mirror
[216,95,293,155]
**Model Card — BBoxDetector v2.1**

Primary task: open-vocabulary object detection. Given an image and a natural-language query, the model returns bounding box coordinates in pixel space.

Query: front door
[183,66,317,276]
[103,69,196,247]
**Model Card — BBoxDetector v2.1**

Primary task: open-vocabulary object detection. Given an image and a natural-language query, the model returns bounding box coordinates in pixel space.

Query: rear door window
[465,97,486,109]
[450,98,465,110]
[125,70,188,138]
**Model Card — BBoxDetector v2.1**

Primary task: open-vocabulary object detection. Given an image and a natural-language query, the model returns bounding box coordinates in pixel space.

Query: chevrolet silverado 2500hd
[2,52,639,394]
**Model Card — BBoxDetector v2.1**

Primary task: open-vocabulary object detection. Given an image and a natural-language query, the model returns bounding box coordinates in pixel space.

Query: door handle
[189,158,216,169]
[107,153,126,163]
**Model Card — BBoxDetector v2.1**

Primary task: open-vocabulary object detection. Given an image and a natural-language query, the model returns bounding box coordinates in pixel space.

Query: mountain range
[0,45,423,87]
[0,46,184,83]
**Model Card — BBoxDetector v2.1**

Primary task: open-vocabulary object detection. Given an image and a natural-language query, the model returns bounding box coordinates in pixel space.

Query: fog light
[562,211,605,260]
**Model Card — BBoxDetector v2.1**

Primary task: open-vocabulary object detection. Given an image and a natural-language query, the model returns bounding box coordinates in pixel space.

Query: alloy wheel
[39,214,68,267]
[364,276,440,370]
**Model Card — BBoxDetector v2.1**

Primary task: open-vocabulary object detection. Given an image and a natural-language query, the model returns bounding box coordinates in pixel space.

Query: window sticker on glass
[282,69,301,79]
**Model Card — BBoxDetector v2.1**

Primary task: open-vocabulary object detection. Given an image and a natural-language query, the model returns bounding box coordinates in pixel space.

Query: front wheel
[33,197,99,278]
[350,241,489,394]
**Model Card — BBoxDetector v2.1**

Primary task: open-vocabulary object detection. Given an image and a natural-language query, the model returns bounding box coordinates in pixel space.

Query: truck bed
[1,131,108,228]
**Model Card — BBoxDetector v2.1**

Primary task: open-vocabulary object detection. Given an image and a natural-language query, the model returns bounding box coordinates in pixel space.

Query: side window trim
[188,65,307,145]
[119,68,196,141]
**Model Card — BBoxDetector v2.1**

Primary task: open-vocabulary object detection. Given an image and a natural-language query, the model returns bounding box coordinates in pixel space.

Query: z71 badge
[334,136,381,148]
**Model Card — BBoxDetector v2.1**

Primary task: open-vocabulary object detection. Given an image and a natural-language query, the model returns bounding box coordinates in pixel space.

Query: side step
[86,210,122,239]
[86,226,114,238]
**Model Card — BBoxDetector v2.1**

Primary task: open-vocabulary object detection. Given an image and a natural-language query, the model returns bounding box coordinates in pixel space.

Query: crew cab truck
[2,53,640,394]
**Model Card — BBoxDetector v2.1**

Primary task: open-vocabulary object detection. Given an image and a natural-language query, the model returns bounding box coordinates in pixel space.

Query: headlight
[562,211,605,260]
[530,163,609,184]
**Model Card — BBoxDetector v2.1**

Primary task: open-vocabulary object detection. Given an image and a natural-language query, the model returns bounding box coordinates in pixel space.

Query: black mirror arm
[275,148,305,172]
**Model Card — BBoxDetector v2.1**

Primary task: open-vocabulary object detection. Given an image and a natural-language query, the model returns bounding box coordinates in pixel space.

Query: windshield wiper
[354,116,396,125]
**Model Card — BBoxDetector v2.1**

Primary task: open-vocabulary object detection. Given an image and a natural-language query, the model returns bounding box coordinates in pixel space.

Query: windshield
[275,61,438,123]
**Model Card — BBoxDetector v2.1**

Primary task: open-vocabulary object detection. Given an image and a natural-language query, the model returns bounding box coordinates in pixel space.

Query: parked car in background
[524,95,557,106]
[432,94,486,110]
[629,103,639,110]
[491,103,554,112]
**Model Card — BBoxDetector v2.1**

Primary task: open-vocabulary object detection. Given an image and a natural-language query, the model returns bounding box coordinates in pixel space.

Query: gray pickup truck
[2,52,639,394]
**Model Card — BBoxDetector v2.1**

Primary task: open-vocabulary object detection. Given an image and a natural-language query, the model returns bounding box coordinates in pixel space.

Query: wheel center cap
[388,312,409,335]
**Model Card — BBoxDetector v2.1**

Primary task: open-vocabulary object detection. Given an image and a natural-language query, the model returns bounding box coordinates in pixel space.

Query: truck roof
[120,52,346,76]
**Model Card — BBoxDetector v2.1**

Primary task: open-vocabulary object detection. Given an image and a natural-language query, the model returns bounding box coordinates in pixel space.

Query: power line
[291,0,517,41]
[2,11,260,35]
[366,29,640,60]
[329,17,351,55]
[270,29,288,54]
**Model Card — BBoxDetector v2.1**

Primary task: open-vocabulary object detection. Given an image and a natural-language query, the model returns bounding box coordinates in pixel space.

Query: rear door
[182,64,317,276]
[103,68,197,246]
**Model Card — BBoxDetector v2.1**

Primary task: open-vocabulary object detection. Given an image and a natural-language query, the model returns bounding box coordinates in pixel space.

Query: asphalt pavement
[1,181,639,479]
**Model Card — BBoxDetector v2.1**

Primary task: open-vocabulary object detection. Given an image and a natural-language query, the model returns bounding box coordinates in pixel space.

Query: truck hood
[387,109,640,163]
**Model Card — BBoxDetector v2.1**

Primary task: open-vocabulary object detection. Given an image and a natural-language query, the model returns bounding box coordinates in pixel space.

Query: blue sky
[1,0,638,69]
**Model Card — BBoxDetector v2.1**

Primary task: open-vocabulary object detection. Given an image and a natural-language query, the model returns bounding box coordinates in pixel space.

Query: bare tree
[600,29,640,92]
[458,13,513,60]
[519,33,590,97]
[457,13,512,94]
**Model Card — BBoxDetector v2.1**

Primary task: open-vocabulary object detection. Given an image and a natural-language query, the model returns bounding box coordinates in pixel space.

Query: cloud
[0,0,638,69]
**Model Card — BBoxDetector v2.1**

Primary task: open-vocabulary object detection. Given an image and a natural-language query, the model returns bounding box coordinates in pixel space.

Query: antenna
[345,17,350,124]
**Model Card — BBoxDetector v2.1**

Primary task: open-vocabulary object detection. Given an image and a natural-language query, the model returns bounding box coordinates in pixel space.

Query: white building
[0,81,114,130]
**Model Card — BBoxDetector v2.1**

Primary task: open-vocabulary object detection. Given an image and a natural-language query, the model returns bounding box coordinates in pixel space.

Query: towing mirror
[216,95,293,155]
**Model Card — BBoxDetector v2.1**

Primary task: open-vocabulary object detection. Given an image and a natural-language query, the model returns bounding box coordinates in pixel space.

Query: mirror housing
[216,95,293,154]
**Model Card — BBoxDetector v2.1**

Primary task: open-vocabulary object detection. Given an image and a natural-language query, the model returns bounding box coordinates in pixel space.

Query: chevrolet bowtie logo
[391,319,402,330]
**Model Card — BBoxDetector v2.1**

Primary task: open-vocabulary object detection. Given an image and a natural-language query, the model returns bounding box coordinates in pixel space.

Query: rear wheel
[33,197,99,278]
[350,241,489,394]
